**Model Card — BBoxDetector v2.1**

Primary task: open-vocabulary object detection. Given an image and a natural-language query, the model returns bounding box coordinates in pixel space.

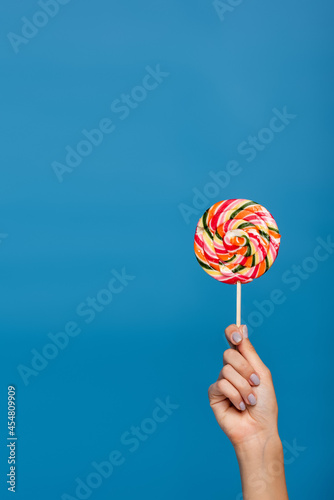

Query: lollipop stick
[236,282,241,327]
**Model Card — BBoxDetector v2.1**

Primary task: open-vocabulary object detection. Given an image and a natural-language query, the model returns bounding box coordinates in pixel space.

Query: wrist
[234,429,282,461]
[234,432,288,500]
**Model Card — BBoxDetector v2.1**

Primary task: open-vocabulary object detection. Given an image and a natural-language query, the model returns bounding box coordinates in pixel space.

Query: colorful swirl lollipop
[194,199,281,325]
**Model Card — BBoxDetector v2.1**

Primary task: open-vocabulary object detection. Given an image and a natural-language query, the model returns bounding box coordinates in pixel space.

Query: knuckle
[223,349,233,364]
[208,384,213,399]
[222,364,231,377]
[218,378,228,392]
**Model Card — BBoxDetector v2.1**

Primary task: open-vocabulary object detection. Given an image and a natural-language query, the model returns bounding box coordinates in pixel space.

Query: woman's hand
[208,324,278,448]
[208,324,289,500]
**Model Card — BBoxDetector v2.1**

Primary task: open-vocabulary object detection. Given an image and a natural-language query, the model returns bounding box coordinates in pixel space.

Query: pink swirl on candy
[194,199,281,284]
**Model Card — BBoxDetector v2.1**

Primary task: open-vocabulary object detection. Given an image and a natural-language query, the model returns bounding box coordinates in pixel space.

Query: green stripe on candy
[259,230,270,242]
[240,235,252,257]
[224,255,236,263]
[245,243,252,257]
[202,210,213,240]
[232,264,245,274]
[230,201,255,219]
[196,257,212,271]
[238,222,255,229]
[265,256,269,272]
[268,226,279,234]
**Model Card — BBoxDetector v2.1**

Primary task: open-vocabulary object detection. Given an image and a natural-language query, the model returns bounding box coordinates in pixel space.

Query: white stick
[236,281,241,327]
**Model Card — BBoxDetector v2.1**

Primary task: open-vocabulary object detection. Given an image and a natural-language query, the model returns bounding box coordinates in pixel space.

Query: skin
[208,324,289,500]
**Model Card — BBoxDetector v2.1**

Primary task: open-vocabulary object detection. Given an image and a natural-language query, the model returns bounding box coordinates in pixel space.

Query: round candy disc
[194,199,281,284]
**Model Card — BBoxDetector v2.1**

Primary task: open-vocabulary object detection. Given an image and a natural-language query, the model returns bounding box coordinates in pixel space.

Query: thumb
[237,325,268,374]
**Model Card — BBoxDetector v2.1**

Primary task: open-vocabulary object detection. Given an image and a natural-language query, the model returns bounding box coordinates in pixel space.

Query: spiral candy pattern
[194,199,281,284]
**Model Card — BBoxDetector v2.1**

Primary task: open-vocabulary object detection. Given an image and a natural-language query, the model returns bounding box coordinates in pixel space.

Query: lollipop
[194,199,281,326]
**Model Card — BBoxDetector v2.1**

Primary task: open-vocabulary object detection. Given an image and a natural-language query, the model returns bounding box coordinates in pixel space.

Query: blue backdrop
[0,1,333,498]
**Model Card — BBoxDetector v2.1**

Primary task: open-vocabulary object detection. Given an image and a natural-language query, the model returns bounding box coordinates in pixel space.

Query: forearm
[234,433,289,500]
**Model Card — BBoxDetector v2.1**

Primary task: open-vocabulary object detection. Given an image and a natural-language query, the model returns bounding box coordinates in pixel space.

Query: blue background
[0,0,333,498]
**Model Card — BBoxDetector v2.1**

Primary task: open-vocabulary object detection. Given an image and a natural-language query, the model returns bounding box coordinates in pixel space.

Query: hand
[208,324,288,499]
[208,324,278,447]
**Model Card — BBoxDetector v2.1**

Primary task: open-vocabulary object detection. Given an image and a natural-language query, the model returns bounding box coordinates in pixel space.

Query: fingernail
[248,394,257,405]
[232,332,242,344]
[250,374,260,386]
[243,325,248,338]
[240,402,246,411]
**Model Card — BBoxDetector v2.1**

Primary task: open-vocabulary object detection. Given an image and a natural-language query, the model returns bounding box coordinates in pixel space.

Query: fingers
[238,336,269,376]
[225,324,268,375]
[209,324,271,414]
[208,379,246,412]
[222,348,260,387]
[220,364,257,407]
[225,324,245,346]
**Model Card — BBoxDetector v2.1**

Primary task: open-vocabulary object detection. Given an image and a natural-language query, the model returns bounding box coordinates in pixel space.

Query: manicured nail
[232,332,242,344]
[243,325,248,338]
[250,374,260,386]
[248,394,257,405]
[240,402,246,411]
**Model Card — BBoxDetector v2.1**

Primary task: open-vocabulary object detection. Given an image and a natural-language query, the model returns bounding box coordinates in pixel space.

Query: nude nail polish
[232,332,242,344]
[250,374,260,386]
[248,394,257,405]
